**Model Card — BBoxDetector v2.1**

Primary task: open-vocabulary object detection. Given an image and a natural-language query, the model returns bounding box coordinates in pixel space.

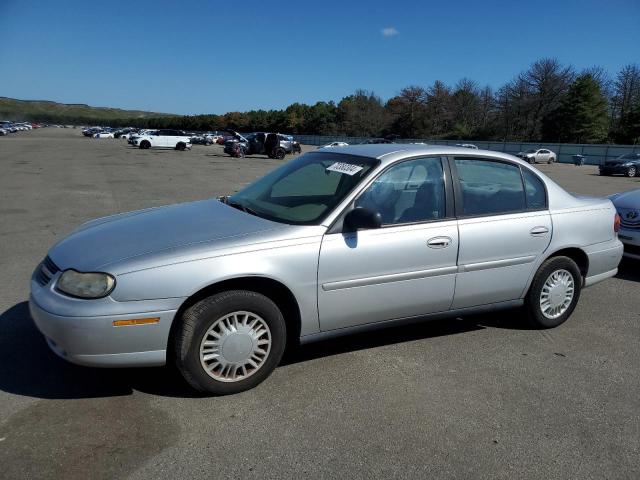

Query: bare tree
[611,64,640,128]
[518,58,575,140]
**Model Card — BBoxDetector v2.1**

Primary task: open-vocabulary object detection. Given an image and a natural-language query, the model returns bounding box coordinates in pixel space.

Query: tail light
[614,213,621,233]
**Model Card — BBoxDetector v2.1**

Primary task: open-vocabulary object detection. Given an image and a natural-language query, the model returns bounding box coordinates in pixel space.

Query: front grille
[623,243,640,256]
[34,256,60,286]
[620,220,640,230]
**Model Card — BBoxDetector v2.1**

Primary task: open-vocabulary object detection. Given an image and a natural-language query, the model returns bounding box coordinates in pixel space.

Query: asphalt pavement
[0,128,638,479]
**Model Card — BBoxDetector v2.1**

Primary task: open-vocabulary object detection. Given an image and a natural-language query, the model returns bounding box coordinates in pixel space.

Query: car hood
[610,188,640,209]
[48,199,285,272]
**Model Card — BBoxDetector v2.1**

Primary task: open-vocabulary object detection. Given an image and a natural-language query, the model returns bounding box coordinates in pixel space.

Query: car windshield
[617,153,639,160]
[228,152,378,225]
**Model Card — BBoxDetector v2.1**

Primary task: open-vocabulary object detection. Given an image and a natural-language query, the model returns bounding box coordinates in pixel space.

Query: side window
[355,157,445,225]
[454,158,526,216]
[522,168,547,209]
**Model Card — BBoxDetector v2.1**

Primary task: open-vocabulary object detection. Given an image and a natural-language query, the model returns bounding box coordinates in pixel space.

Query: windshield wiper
[226,199,261,218]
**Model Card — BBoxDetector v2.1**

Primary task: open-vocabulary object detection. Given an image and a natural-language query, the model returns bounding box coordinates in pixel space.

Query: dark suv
[599,153,640,177]
[224,131,296,159]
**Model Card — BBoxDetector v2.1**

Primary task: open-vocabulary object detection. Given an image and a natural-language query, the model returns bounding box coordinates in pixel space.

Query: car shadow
[0,301,530,400]
[616,259,640,282]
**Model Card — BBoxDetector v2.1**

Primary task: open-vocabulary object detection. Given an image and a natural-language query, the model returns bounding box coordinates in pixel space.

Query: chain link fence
[294,135,640,165]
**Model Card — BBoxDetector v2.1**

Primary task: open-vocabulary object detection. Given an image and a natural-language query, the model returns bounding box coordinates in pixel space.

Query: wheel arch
[168,276,302,357]
[522,246,590,298]
[545,247,589,279]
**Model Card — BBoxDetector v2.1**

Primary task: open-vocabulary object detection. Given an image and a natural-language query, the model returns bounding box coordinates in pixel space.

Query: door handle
[530,226,549,236]
[427,236,452,248]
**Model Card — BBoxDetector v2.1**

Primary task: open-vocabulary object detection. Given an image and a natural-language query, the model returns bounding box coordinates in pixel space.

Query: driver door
[317,157,458,331]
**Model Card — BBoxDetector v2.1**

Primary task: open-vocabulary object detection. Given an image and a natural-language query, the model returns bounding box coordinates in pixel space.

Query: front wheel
[525,256,582,329]
[176,142,186,151]
[627,166,637,177]
[139,140,151,149]
[174,290,286,395]
[273,147,286,160]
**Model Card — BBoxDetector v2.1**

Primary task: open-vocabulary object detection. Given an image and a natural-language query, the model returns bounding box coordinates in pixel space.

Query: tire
[174,290,286,395]
[176,142,186,151]
[627,166,637,177]
[139,140,151,149]
[274,147,286,160]
[524,256,582,329]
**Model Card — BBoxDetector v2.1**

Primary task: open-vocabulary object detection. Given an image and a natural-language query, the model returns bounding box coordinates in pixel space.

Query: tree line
[29,59,640,144]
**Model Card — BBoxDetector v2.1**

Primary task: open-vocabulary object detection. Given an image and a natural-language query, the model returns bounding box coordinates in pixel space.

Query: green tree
[542,74,609,143]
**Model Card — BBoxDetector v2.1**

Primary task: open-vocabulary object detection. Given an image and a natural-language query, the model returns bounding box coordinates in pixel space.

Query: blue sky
[0,0,638,115]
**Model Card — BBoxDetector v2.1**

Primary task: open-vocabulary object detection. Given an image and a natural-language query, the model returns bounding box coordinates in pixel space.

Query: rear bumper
[583,239,623,287]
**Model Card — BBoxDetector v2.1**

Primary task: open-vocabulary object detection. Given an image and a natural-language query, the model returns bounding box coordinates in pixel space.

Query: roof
[314,143,522,165]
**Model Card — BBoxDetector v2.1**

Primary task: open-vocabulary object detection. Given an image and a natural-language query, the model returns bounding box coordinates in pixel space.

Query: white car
[93,132,115,139]
[610,189,640,260]
[132,129,192,150]
[319,141,349,149]
[456,143,478,149]
[518,148,557,164]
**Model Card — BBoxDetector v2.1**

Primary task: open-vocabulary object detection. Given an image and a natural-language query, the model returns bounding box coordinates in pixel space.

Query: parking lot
[0,128,639,479]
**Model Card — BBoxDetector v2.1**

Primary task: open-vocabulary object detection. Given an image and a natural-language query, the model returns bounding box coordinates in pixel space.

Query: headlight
[57,270,115,298]
[622,162,633,167]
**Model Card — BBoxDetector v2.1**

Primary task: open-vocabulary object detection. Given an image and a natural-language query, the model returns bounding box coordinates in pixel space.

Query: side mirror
[343,207,382,232]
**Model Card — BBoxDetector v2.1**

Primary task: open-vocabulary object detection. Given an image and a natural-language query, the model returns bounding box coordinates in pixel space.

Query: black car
[358,138,394,144]
[223,131,292,159]
[599,153,640,177]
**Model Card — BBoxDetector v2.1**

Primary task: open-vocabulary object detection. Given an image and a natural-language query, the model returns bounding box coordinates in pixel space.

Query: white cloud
[381,27,399,38]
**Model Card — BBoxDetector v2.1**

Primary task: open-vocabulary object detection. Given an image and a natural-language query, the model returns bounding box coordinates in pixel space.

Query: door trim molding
[458,255,536,273]
[322,265,458,291]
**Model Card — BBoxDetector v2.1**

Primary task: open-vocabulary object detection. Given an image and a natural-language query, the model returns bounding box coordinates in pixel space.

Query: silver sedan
[30,145,623,394]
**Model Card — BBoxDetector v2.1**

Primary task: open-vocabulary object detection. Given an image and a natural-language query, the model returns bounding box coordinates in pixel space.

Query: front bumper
[29,280,180,367]
[599,165,629,174]
[618,227,640,260]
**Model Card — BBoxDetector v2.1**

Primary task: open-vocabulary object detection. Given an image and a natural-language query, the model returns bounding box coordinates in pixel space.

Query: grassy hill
[0,97,177,125]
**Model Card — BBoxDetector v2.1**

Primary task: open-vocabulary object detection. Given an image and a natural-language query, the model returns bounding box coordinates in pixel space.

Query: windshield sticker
[326,162,364,176]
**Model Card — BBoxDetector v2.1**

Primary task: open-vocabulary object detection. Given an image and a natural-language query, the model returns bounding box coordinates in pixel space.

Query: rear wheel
[139,140,150,149]
[627,166,637,177]
[525,256,582,329]
[174,290,286,395]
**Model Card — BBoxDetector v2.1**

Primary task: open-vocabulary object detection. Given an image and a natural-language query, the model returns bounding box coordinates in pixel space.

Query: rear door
[451,157,552,309]
[317,156,458,331]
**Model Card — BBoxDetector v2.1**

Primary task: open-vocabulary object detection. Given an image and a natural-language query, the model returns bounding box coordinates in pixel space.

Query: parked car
[132,129,192,150]
[609,189,640,260]
[517,148,556,164]
[319,142,349,148]
[29,145,623,395]
[223,131,293,159]
[359,138,394,144]
[82,127,103,137]
[93,131,115,139]
[599,153,640,177]
[456,144,478,149]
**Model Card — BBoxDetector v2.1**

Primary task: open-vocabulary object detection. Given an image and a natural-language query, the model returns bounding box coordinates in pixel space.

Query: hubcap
[539,269,575,319]
[199,311,271,383]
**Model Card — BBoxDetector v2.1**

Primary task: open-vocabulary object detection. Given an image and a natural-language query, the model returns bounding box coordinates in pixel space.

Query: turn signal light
[614,213,621,233]
[113,317,160,327]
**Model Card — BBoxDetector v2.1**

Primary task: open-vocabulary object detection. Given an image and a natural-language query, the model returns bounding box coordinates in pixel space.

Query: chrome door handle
[427,236,452,248]
[530,226,549,236]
